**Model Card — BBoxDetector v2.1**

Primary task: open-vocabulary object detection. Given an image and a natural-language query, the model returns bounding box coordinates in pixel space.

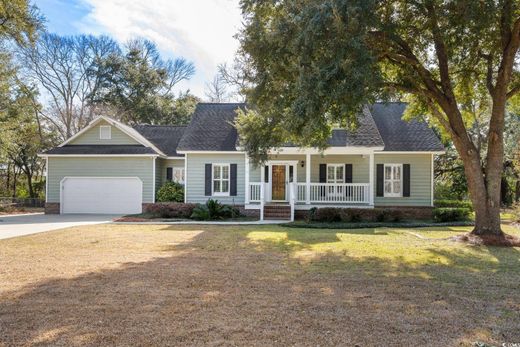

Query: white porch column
[306,153,311,204]
[260,164,265,221]
[245,154,250,204]
[368,152,374,206]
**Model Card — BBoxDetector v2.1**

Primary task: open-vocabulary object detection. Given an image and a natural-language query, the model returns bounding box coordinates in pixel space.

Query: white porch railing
[309,183,369,203]
[250,182,370,204]
[250,182,262,202]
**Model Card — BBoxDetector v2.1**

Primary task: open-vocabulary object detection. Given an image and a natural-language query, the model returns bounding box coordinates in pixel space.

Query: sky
[34,0,243,99]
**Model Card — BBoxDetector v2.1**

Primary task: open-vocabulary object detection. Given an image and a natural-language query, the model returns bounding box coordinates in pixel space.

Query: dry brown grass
[1,224,519,346]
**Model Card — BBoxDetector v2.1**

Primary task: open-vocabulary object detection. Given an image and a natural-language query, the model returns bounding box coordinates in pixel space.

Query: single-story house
[40,102,444,220]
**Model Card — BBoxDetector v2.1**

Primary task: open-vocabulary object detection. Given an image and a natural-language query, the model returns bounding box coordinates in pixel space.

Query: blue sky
[34,0,243,99]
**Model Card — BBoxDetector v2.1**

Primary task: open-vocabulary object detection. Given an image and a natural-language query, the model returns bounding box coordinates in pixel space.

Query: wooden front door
[271,165,286,200]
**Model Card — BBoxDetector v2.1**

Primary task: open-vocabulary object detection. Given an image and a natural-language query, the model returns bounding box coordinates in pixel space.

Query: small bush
[156,182,184,203]
[144,203,196,218]
[375,210,389,222]
[311,207,342,222]
[190,199,240,220]
[433,207,470,222]
[307,207,318,222]
[434,199,473,211]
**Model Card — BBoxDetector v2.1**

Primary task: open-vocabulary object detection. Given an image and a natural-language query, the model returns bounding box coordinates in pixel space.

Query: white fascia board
[38,154,160,158]
[374,150,445,155]
[268,147,383,155]
[165,156,186,160]
[176,150,246,154]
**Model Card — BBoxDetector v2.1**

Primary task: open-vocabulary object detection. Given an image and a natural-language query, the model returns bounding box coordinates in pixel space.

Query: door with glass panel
[327,164,344,197]
[271,165,286,201]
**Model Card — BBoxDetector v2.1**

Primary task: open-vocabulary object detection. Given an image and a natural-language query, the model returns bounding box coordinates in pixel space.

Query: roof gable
[68,120,139,146]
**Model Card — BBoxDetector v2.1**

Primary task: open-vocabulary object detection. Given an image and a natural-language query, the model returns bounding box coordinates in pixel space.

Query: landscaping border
[286,221,475,229]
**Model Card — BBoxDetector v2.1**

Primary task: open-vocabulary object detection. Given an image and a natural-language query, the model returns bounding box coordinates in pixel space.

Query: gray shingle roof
[133,125,186,157]
[43,145,157,155]
[370,102,444,152]
[177,103,244,151]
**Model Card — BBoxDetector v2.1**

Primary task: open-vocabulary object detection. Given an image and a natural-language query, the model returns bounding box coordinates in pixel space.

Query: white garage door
[62,177,142,214]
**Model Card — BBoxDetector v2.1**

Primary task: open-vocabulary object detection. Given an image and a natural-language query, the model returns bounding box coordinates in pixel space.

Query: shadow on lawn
[1,225,519,346]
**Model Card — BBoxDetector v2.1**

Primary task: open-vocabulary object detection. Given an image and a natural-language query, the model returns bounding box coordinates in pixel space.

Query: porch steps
[263,205,291,220]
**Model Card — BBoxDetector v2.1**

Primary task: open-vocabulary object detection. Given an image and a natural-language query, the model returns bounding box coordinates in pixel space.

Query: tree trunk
[26,171,35,199]
[515,180,520,202]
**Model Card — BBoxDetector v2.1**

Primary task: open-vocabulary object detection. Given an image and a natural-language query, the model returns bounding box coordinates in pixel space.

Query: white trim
[99,125,111,140]
[166,156,186,160]
[152,157,156,202]
[368,153,374,206]
[59,176,143,214]
[45,157,49,203]
[245,154,250,204]
[184,153,188,203]
[177,150,245,154]
[305,153,311,205]
[39,154,159,158]
[326,163,345,183]
[431,153,434,207]
[57,115,166,156]
[383,163,403,197]
[375,151,445,155]
[243,204,375,210]
[211,163,231,196]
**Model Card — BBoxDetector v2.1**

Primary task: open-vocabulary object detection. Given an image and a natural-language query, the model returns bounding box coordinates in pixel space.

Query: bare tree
[205,75,229,103]
[18,33,120,139]
[217,55,253,102]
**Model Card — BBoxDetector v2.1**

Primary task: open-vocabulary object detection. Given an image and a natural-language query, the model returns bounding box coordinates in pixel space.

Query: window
[172,168,185,184]
[212,164,230,196]
[384,164,402,197]
[327,164,344,183]
[99,125,111,140]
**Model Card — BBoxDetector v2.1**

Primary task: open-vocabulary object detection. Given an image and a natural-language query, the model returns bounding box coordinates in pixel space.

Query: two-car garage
[61,177,143,214]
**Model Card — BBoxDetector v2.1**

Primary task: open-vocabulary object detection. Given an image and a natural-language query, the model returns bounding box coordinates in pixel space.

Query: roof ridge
[134,124,187,128]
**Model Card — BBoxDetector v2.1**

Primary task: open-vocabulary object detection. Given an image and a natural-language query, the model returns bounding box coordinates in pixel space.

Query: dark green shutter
[205,164,212,196]
[319,164,327,183]
[230,164,237,196]
[345,164,353,183]
[403,164,411,197]
[376,164,384,197]
[264,166,269,183]
[166,167,173,181]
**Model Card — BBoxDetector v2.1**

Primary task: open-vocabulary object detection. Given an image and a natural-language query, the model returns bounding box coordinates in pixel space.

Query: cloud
[76,0,242,98]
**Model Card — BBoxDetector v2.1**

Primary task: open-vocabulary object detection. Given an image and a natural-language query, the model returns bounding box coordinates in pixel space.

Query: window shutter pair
[376,164,411,197]
[318,164,353,183]
[204,164,237,196]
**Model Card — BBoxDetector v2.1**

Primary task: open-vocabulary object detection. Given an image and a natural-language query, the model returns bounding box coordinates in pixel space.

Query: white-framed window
[99,125,111,140]
[384,164,402,197]
[327,164,344,183]
[212,164,230,196]
[172,168,185,184]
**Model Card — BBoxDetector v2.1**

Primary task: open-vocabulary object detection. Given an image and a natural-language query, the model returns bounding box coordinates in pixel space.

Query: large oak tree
[237,0,520,242]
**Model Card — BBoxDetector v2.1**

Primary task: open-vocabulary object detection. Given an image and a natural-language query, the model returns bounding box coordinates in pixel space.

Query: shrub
[433,207,471,222]
[311,207,342,222]
[144,203,196,218]
[375,210,389,222]
[307,207,318,222]
[156,182,184,203]
[190,199,240,220]
[434,199,473,211]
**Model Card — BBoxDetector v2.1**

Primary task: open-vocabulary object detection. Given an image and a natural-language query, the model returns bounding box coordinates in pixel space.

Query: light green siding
[374,153,433,207]
[186,153,245,204]
[70,120,139,145]
[47,157,155,203]
[249,154,369,183]
[155,158,164,190]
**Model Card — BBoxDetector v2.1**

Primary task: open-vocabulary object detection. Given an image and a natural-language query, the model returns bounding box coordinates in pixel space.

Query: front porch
[244,152,375,220]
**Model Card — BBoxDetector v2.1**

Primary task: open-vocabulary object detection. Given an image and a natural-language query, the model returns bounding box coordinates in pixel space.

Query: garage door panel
[62,177,142,214]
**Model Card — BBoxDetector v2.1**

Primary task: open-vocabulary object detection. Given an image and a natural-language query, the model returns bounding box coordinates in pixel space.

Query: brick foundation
[45,203,60,214]
[237,205,260,218]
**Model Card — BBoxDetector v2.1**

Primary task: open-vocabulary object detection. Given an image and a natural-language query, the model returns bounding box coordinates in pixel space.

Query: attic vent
[100,125,111,140]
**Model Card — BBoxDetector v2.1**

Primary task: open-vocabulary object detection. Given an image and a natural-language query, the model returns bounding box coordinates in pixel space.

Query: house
[40,102,444,220]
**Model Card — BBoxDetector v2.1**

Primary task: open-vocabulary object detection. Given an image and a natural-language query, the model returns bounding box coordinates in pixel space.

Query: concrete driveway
[0,213,119,240]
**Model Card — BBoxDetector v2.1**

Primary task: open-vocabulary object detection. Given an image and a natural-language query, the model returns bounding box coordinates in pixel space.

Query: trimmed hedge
[434,199,473,211]
[156,182,184,202]
[432,207,471,222]
[287,220,474,229]
[308,207,404,223]
[144,203,196,219]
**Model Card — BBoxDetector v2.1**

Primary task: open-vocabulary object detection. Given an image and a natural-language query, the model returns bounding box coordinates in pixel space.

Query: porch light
[300,160,305,167]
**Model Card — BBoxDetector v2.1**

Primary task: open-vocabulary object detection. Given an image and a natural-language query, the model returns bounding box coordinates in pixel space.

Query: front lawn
[1,224,519,346]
